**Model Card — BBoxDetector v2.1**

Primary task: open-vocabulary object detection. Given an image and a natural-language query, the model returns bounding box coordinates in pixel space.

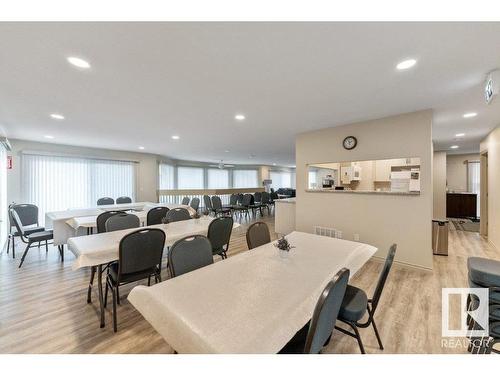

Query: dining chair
[7,203,45,258]
[279,268,350,353]
[334,244,397,353]
[168,235,214,278]
[233,194,252,219]
[96,210,124,233]
[249,193,263,216]
[211,196,231,217]
[10,209,55,268]
[147,206,170,225]
[190,197,200,213]
[105,213,140,232]
[116,196,132,204]
[104,228,166,332]
[254,192,262,203]
[181,196,190,205]
[97,197,114,206]
[260,192,271,215]
[203,195,215,216]
[207,216,233,259]
[165,208,191,223]
[246,221,271,250]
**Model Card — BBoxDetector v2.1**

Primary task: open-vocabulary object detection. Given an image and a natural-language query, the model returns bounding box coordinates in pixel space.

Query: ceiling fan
[209,160,235,169]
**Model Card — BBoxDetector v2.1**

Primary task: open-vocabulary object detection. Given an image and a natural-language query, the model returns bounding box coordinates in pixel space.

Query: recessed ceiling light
[450,145,459,149]
[138,146,145,150]
[67,56,91,69]
[50,113,65,120]
[396,59,417,70]
[463,112,477,118]
[44,135,54,139]
[273,163,276,166]
[234,114,246,121]
[224,150,230,153]
[171,135,180,140]
[455,133,465,137]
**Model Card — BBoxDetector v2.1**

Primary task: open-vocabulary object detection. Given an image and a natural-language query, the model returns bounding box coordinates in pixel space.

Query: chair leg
[18,243,32,268]
[111,284,118,332]
[6,235,10,254]
[371,318,384,350]
[148,275,151,286]
[87,266,96,303]
[116,285,120,305]
[104,279,109,308]
[12,236,16,259]
[45,240,48,253]
[349,322,366,354]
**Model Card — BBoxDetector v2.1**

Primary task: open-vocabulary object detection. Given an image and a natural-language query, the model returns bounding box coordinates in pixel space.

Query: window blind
[208,168,229,189]
[22,153,137,223]
[177,166,204,189]
[159,163,175,189]
[270,171,292,189]
[232,170,259,188]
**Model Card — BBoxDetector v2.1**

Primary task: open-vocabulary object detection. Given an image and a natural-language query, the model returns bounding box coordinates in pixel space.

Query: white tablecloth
[67,217,239,270]
[46,202,197,245]
[128,231,377,353]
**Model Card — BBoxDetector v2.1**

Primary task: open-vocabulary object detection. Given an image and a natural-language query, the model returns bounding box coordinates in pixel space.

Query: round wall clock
[343,136,357,150]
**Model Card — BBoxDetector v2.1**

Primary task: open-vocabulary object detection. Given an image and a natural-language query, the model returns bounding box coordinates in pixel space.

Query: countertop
[305,189,420,196]
[447,192,477,195]
[274,197,296,204]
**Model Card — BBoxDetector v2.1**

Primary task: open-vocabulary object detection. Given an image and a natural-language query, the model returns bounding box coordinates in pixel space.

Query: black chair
[226,194,238,209]
[211,196,231,217]
[233,194,252,219]
[116,196,132,204]
[334,244,397,353]
[279,268,350,354]
[168,235,214,278]
[10,209,55,268]
[165,208,191,223]
[147,206,170,226]
[249,193,263,216]
[97,197,114,206]
[181,196,190,205]
[7,203,45,258]
[190,197,200,213]
[246,221,271,250]
[260,192,271,215]
[104,228,166,332]
[105,213,140,232]
[207,216,233,259]
[254,192,262,203]
[96,211,124,233]
[203,195,215,216]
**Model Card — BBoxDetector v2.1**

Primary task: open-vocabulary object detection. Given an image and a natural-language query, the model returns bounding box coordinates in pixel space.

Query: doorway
[480,151,488,237]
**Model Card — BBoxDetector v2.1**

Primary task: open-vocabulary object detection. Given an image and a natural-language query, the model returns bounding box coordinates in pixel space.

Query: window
[22,153,137,223]
[232,169,259,188]
[177,166,204,189]
[468,161,480,217]
[308,170,318,188]
[270,171,292,189]
[208,168,229,189]
[159,163,175,189]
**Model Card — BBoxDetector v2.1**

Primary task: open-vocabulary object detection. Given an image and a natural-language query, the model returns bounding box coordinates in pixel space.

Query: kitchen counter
[305,189,420,196]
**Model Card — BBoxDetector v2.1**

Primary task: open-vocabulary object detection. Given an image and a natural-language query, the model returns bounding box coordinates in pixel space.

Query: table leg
[98,264,105,328]
[87,266,96,303]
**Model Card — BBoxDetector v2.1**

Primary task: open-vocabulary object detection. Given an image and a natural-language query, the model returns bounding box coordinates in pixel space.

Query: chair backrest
[105,213,140,232]
[190,197,200,211]
[203,195,212,210]
[9,209,26,238]
[211,195,222,210]
[165,208,191,223]
[254,192,262,203]
[168,235,214,277]
[147,206,170,226]
[261,192,270,204]
[96,210,123,233]
[304,268,350,354]
[116,196,132,204]
[242,194,253,206]
[246,221,271,249]
[97,197,114,206]
[270,191,278,201]
[181,196,190,205]
[371,244,397,312]
[117,228,166,278]
[11,204,39,227]
[229,194,238,205]
[207,216,234,254]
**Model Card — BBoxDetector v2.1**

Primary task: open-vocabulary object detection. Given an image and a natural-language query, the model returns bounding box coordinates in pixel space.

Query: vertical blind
[468,161,481,217]
[270,171,292,189]
[207,168,229,188]
[232,169,259,188]
[159,163,175,189]
[177,167,204,189]
[22,153,137,223]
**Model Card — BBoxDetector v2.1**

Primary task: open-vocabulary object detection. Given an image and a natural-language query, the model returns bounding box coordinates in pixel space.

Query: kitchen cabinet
[374,158,420,181]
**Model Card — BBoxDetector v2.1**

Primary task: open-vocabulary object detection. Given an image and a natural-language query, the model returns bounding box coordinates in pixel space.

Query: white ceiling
[1,22,500,165]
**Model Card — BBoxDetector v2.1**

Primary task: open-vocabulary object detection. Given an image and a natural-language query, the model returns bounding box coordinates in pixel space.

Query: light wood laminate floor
[0,215,498,353]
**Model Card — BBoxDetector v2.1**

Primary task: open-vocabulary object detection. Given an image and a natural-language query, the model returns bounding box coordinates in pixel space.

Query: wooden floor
[1,214,499,354]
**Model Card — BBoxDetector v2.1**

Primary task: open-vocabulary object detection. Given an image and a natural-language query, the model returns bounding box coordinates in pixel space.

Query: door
[480,152,488,237]
[0,145,7,247]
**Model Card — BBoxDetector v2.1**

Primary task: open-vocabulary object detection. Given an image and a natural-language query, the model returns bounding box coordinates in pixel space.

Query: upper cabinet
[374,158,420,181]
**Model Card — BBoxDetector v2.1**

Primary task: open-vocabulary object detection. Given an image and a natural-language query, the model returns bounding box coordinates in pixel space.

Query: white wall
[433,151,447,219]
[7,139,161,205]
[480,127,500,250]
[446,153,480,192]
[296,110,433,269]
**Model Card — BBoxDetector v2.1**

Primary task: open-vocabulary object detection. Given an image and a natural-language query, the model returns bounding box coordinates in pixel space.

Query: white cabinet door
[375,160,392,181]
